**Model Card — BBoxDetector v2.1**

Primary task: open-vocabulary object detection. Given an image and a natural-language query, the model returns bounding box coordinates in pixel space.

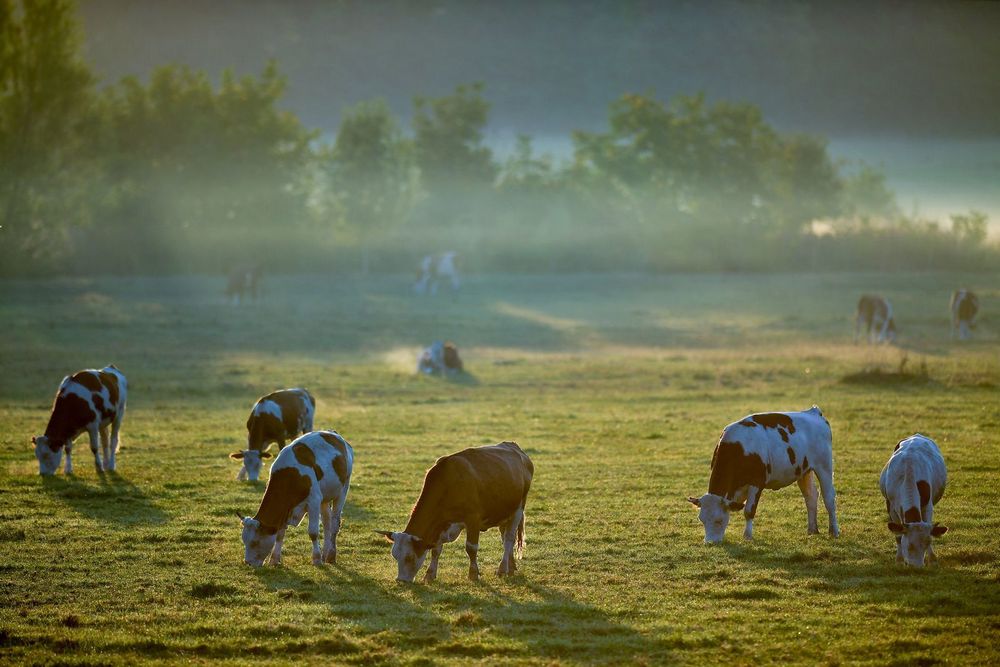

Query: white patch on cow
[253,399,282,419]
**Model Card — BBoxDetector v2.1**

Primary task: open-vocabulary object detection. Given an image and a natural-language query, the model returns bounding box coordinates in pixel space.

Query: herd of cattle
[28,288,981,581]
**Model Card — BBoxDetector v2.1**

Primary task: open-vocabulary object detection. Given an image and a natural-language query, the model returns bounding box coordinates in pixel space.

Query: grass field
[1,272,999,665]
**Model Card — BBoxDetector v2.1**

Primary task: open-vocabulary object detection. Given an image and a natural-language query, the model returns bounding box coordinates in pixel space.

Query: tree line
[1,0,994,276]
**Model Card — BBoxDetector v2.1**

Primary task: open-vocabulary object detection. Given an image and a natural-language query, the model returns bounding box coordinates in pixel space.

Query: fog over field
[79,0,1000,227]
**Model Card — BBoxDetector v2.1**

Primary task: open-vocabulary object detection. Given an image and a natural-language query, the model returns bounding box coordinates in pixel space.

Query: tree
[327,100,416,273]
[840,163,899,223]
[0,0,95,266]
[951,210,988,246]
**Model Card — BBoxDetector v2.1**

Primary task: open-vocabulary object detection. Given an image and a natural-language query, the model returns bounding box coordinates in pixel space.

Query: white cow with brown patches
[855,294,897,344]
[686,406,839,543]
[230,388,315,481]
[378,441,533,583]
[32,365,127,475]
[238,430,353,567]
[950,289,979,340]
[880,434,948,567]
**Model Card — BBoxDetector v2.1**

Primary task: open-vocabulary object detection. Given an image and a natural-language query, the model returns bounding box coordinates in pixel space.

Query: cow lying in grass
[238,430,353,567]
[880,434,948,567]
[855,294,896,344]
[231,388,315,481]
[32,365,127,475]
[378,441,533,583]
[417,341,464,376]
[950,289,978,341]
[687,406,839,543]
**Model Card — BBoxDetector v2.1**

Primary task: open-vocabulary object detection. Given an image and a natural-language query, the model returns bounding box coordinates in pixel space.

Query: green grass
[1,271,999,665]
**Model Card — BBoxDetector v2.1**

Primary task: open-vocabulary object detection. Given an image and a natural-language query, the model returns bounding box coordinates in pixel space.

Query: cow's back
[881,435,946,511]
[436,442,532,524]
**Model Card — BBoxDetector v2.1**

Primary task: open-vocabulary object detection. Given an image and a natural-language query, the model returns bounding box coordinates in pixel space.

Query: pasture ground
[1,272,999,665]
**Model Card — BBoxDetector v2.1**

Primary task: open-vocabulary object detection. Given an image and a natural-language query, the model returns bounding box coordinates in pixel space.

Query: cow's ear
[686,496,701,508]
[31,436,37,446]
[727,501,746,512]
[931,523,948,537]
[375,530,395,543]
[261,450,273,459]
[229,451,244,460]
[887,522,905,534]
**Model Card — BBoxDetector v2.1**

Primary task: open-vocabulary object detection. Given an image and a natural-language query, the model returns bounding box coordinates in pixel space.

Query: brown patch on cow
[98,371,120,407]
[255,467,311,531]
[443,342,463,371]
[917,480,931,508]
[247,413,285,450]
[795,466,801,476]
[292,443,323,481]
[786,447,796,465]
[44,392,96,446]
[765,463,771,474]
[739,420,757,428]
[904,506,922,523]
[317,432,351,485]
[801,456,809,472]
[73,372,102,393]
[708,440,767,498]
[778,428,789,443]
[92,393,107,416]
[751,413,796,434]
[894,440,902,452]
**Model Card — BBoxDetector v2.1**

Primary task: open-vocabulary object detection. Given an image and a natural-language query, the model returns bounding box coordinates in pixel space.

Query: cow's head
[31,436,63,476]
[377,531,432,583]
[238,515,277,567]
[888,521,948,567]
[687,494,745,544]
[230,447,273,482]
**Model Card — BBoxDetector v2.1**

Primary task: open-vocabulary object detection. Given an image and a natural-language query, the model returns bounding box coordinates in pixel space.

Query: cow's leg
[498,508,524,575]
[64,439,74,475]
[895,534,904,564]
[743,487,763,541]
[107,413,123,472]
[797,473,820,534]
[88,427,103,472]
[269,527,287,566]
[100,425,111,470]
[320,501,333,564]
[814,468,840,537]
[853,314,861,344]
[424,544,444,583]
[465,524,481,581]
[878,316,890,343]
[308,500,323,565]
[236,465,247,481]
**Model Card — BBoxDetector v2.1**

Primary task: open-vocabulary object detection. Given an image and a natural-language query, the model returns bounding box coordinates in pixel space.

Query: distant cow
[855,294,896,344]
[231,388,315,481]
[950,289,979,340]
[687,406,839,543]
[238,430,354,567]
[413,252,460,295]
[32,365,127,475]
[417,340,464,376]
[880,434,948,568]
[225,264,262,305]
[378,441,533,583]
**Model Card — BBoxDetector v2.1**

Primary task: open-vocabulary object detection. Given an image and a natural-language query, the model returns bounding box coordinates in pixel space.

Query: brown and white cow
[855,294,896,344]
[378,441,533,583]
[416,340,464,376]
[413,252,460,296]
[687,406,839,543]
[225,264,262,305]
[238,430,353,567]
[230,388,315,481]
[950,289,979,341]
[32,365,127,475]
[880,434,948,567]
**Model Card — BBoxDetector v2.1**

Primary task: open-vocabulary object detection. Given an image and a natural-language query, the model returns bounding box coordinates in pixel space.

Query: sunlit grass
[0,272,998,664]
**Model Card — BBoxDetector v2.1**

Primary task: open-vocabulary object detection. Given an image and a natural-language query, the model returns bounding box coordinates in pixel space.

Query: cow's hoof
[423,571,437,584]
[468,569,480,581]
[807,528,820,535]
[829,529,841,539]
[323,551,336,564]
[312,556,323,566]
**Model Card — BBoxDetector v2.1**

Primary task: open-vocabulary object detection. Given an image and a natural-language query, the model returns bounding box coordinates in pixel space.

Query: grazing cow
[413,252,460,295]
[32,365,127,475]
[378,441,533,583]
[417,340,464,376]
[855,294,896,344]
[880,434,948,567]
[687,406,839,543]
[238,430,354,567]
[950,289,979,340]
[225,264,262,305]
[231,388,315,481]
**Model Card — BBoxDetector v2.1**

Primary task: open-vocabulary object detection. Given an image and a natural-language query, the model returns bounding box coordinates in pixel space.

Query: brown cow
[378,441,533,583]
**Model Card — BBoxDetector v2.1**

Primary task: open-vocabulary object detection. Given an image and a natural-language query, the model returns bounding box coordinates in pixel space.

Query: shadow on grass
[252,563,679,662]
[719,538,1000,617]
[41,471,168,525]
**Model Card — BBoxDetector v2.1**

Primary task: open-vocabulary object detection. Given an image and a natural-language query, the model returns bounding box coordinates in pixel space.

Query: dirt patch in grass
[188,583,238,599]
